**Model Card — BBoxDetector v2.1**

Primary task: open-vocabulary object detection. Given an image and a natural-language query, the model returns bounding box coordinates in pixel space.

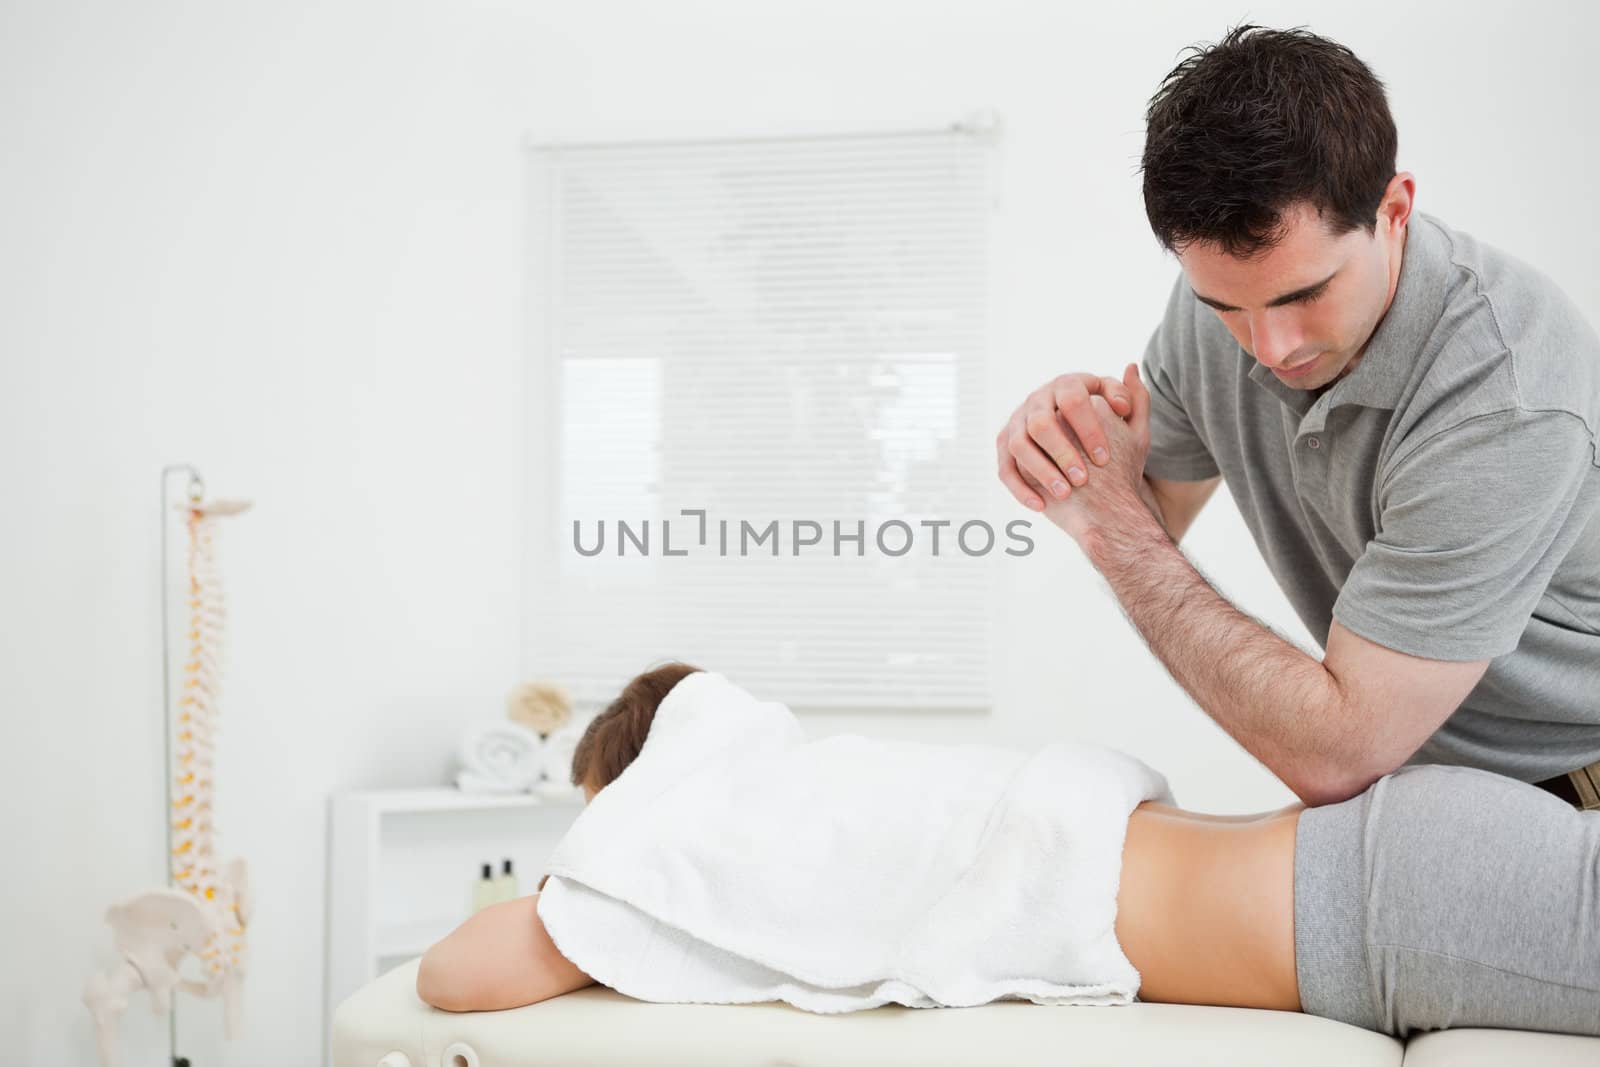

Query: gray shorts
[1294,762,1600,1038]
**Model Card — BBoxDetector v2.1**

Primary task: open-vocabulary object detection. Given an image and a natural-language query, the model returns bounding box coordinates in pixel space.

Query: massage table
[331,957,1600,1066]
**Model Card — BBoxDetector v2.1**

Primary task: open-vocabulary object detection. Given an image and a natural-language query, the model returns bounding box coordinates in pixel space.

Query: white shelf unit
[323,784,585,1063]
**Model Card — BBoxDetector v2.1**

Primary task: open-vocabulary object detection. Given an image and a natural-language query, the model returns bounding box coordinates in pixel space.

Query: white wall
[1,1,1594,1063]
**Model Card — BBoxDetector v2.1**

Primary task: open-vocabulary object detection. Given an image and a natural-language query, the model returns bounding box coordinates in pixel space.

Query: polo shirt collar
[1246,211,1451,426]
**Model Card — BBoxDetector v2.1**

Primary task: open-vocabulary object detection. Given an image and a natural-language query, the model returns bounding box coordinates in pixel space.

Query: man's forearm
[1083,498,1365,803]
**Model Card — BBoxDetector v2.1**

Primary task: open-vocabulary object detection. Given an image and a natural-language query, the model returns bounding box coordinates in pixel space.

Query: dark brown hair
[569,661,703,791]
[1139,23,1398,259]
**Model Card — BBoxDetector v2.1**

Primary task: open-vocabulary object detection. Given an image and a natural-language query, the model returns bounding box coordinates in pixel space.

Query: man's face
[1176,192,1409,393]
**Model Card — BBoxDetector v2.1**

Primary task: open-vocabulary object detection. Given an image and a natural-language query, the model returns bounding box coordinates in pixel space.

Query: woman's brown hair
[569,661,703,792]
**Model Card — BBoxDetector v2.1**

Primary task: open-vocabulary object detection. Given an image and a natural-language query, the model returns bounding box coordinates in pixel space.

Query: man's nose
[1249,311,1302,369]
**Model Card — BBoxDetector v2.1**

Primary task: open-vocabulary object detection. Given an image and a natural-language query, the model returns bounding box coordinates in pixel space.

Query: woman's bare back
[1114,801,1302,1011]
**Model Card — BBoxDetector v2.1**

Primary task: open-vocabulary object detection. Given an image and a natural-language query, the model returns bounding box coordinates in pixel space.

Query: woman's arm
[416,893,596,1012]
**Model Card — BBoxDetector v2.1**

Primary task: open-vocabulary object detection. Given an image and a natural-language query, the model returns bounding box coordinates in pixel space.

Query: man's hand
[997,370,1137,511]
[1034,364,1153,549]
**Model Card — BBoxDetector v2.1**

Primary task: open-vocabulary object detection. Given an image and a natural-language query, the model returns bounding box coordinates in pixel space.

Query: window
[523,121,999,713]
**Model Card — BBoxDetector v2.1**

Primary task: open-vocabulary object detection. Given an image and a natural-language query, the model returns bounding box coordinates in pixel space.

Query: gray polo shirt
[1139,210,1600,783]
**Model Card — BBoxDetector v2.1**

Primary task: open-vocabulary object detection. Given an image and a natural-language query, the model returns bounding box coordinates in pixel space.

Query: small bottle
[471,862,497,913]
[494,858,519,902]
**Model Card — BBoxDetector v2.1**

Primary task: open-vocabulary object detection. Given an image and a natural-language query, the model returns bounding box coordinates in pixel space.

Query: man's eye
[1297,288,1327,305]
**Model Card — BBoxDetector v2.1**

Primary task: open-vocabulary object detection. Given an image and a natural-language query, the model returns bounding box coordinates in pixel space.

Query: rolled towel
[537,718,587,789]
[455,721,544,794]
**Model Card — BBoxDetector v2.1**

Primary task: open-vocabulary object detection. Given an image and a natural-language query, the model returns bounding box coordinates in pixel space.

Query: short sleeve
[1332,409,1600,661]
[1141,275,1221,482]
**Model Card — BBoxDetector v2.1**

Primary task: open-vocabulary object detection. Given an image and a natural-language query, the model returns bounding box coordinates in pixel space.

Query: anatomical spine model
[83,498,254,1067]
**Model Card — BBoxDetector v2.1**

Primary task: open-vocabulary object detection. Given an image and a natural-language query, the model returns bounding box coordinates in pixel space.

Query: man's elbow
[1288,760,1390,807]
[1291,775,1367,807]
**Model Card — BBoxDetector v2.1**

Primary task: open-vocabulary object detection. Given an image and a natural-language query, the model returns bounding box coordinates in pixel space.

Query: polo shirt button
[1307,436,1321,449]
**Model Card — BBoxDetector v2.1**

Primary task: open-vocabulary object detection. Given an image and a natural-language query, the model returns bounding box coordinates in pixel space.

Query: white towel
[536,670,1174,1013]
[538,718,586,787]
[454,721,544,793]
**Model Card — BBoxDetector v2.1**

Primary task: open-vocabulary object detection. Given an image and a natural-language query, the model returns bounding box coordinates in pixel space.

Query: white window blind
[523,122,999,714]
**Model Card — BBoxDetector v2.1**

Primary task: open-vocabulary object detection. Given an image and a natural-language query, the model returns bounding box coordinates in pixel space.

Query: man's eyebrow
[1191,268,1340,312]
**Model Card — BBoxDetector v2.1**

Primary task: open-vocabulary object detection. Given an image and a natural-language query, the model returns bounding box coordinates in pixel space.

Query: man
[997,24,1600,808]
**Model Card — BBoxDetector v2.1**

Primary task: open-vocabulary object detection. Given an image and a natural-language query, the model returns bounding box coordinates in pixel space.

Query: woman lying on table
[416,662,1600,1041]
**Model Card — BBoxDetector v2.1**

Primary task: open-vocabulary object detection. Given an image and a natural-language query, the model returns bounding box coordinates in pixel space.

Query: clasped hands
[994,362,1160,550]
